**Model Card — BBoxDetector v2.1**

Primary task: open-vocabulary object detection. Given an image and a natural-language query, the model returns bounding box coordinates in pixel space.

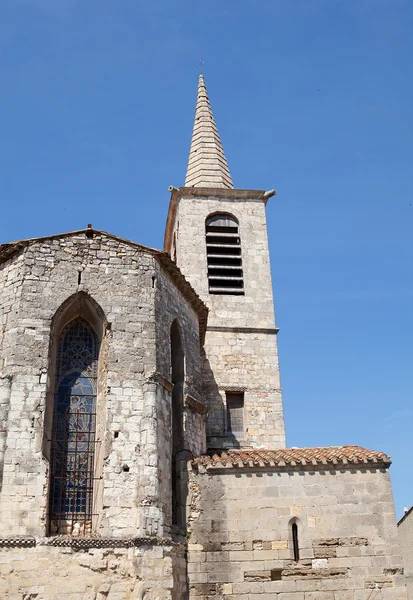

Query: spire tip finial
[199,60,204,74]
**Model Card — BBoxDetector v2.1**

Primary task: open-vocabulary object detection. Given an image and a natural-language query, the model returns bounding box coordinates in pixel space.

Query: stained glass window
[49,317,98,535]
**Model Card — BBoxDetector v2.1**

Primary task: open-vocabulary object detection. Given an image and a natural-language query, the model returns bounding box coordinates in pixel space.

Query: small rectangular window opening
[271,569,282,581]
[226,392,244,439]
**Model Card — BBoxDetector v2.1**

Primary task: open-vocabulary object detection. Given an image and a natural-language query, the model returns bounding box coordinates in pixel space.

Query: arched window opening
[49,317,99,535]
[205,213,244,295]
[292,522,300,562]
[170,320,185,529]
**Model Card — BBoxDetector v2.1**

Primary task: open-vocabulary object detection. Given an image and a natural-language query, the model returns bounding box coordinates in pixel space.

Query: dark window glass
[292,522,300,561]
[49,318,98,535]
[226,392,244,438]
[171,320,186,530]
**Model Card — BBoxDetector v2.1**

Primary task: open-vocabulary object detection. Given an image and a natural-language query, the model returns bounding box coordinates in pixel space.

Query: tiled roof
[192,446,391,470]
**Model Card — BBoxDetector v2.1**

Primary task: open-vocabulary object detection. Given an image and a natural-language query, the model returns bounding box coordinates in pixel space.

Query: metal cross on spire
[199,60,204,74]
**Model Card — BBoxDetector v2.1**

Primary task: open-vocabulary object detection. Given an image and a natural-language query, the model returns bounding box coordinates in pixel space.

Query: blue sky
[0,1,412,517]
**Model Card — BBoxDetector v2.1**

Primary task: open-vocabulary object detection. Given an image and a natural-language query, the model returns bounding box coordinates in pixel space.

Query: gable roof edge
[0,228,208,345]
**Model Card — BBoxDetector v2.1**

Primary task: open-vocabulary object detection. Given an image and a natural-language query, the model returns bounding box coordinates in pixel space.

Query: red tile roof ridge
[192,445,391,469]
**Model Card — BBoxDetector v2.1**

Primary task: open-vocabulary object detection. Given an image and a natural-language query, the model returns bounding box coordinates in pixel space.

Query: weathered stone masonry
[164,188,285,450]
[187,448,405,600]
[398,507,413,600]
[0,230,207,599]
[0,72,407,600]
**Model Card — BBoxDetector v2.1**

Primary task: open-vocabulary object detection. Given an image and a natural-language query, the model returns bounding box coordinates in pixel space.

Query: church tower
[164,74,286,449]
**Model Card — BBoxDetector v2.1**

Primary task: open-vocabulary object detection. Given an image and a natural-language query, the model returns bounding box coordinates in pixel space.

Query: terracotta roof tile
[192,446,391,470]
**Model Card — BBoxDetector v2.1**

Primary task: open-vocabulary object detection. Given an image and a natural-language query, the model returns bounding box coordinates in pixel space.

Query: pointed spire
[185,74,233,189]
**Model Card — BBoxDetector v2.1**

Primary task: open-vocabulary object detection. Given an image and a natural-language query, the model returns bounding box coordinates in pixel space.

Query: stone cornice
[184,393,208,415]
[0,537,36,548]
[207,326,279,335]
[46,536,181,549]
[0,536,184,550]
[163,186,276,254]
[147,372,174,393]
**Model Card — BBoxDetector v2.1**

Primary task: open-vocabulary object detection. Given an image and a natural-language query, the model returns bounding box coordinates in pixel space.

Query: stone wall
[174,197,276,328]
[187,463,406,600]
[0,540,184,600]
[0,246,26,371]
[398,508,413,599]
[154,259,206,462]
[201,331,284,449]
[0,230,206,597]
[172,192,285,449]
[0,249,26,490]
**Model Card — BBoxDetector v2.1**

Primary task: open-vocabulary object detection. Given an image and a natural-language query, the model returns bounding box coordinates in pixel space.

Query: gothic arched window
[205,213,244,295]
[170,319,185,529]
[49,317,99,535]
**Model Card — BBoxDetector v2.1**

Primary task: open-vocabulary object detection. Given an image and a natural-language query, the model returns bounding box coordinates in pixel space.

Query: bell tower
[164,74,285,449]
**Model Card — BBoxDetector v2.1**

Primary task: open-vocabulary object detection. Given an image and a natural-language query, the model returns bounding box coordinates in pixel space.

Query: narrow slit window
[226,392,244,439]
[205,214,244,295]
[292,522,300,562]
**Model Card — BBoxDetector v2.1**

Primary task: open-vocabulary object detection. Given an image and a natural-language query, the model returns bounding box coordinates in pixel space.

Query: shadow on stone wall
[185,350,228,598]
[200,349,228,450]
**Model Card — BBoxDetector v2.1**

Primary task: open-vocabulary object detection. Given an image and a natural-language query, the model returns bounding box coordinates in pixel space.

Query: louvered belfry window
[205,214,244,295]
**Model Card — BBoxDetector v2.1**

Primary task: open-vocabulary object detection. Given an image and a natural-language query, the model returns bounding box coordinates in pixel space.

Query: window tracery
[49,317,98,535]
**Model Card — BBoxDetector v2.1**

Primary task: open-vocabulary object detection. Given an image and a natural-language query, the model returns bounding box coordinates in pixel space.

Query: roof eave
[163,186,276,253]
[191,446,392,472]
[0,228,209,345]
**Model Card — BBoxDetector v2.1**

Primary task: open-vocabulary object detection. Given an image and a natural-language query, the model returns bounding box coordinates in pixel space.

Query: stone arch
[43,292,108,535]
[288,516,304,562]
[205,212,239,228]
[51,291,107,342]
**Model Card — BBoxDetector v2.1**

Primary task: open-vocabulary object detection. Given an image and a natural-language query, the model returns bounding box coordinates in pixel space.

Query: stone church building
[0,76,406,600]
